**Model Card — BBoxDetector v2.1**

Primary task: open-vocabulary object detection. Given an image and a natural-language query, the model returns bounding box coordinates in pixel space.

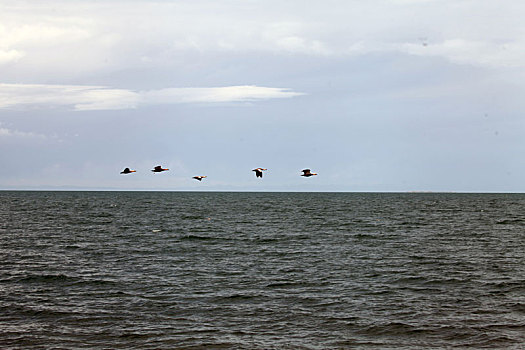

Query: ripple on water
[1,191,524,349]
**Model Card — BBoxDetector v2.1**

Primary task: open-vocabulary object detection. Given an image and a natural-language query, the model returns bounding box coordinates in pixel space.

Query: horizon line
[1,189,524,194]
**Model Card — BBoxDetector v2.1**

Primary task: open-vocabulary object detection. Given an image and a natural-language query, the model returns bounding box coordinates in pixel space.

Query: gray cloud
[1,0,524,84]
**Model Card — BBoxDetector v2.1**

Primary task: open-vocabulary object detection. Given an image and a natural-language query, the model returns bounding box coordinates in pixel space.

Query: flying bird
[252,168,267,178]
[151,165,169,173]
[120,168,136,174]
[301,169,317,177]
[193,176,207,181]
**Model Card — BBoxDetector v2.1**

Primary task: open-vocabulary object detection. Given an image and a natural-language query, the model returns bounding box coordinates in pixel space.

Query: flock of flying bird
[120,166,318,180]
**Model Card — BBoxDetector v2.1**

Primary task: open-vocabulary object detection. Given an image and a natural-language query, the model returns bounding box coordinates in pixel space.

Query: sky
[1,0,524,192]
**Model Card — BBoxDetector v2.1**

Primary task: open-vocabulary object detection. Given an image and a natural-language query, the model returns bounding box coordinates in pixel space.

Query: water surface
[1,191,524,349]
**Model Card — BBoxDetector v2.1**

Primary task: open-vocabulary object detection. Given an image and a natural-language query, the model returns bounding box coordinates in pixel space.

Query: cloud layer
[0,83,304,111]
[1,0,524,84]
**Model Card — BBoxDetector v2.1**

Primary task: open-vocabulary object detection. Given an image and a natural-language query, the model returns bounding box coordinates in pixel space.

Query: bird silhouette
[151,165,169,173]
[252,168,267,178]
[301,169,317,177]
[120,168,136,174]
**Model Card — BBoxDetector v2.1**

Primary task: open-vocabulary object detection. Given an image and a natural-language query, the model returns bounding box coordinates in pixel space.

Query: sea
[0,191,524,349]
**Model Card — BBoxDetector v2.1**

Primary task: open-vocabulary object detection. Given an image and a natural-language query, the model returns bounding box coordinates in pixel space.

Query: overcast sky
[1,0,524,191]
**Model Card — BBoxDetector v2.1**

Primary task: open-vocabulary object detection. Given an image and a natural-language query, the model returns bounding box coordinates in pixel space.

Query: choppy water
[1,191,524,349]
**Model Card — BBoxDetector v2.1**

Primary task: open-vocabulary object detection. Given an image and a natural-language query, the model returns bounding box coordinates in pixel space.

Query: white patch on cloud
[71,88,139,111]
[261,21,332,55]
[275,36,330,55]
[0,83,304,111]
[0,49,24,64]
[0,21,91,48]
[142,86,304,104]
[0,83,140,111]
[0,126,46,139]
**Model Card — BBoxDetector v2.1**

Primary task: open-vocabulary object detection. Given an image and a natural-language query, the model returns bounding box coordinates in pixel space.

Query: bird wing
[302,169,311,174]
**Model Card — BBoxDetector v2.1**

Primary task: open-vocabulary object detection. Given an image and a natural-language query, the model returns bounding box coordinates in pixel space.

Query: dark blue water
[1,191,524,349]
